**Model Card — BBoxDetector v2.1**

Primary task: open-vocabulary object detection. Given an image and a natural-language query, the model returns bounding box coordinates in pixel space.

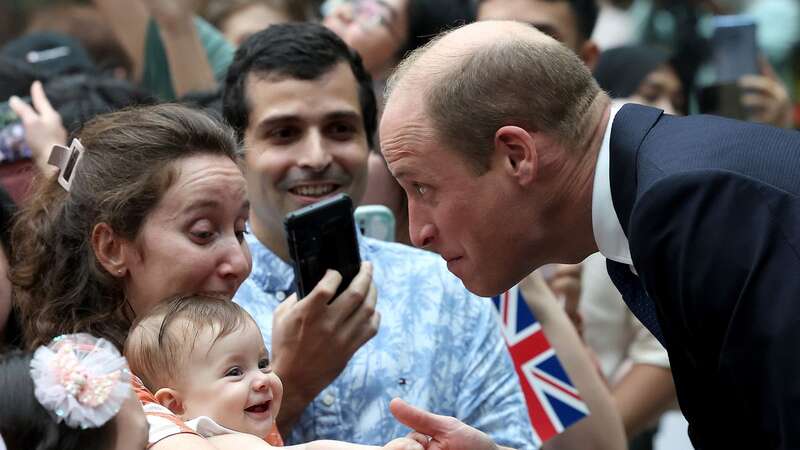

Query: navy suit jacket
[608,104,800,449]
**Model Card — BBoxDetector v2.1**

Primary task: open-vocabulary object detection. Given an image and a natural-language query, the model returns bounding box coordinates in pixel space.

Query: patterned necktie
[606,259,665,345]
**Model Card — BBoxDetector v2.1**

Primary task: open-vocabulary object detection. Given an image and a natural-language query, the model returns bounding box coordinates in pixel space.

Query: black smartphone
[284,193,361,300]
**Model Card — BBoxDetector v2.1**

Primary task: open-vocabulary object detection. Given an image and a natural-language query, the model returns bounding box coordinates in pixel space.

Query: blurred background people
[203,0,313,47]
[590,0,798,128]
[478,0,601,69]
[593,44,686,114]
[23,3,133,80]
[323,0,476,91]
[1,31,154,202]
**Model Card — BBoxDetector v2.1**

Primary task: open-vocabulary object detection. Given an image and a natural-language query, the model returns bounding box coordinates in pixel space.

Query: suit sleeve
[627,169,800,448]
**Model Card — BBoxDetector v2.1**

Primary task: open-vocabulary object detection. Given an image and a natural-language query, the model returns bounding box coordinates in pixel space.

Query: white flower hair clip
[29,333,131,429]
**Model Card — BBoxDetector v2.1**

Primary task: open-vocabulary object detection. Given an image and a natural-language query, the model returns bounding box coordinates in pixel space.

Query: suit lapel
[609,103,663,236]
[607,104,667,345]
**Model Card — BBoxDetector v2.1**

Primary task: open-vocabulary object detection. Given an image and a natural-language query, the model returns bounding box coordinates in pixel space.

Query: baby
[124,295,424,450]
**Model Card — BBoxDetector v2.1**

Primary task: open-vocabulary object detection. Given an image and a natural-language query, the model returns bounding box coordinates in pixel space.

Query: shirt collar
[591,102,633,265]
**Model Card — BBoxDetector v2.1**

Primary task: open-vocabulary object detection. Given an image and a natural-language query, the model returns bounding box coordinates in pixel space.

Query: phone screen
[711,15,758,83]
[0,99,33,164]
[284,193,361,299]
[0,122,32,164]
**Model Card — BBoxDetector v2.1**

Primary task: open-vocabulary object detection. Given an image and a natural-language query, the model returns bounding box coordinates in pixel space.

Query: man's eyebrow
[252,114,300,135]
[253,110,362,133]
[325,110,362,122]
[389,166,415,181]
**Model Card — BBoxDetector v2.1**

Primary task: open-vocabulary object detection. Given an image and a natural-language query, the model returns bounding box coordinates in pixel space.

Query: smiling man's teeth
[292,185,336,197]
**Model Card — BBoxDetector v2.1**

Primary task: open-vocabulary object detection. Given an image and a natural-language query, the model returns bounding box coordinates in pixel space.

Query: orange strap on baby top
[265,425,284,446]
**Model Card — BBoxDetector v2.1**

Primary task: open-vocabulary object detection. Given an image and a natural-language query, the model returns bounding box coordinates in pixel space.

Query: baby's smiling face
[178,319,283,437]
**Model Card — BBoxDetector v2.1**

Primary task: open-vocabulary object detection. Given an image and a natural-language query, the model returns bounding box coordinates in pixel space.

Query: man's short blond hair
[387,26,603,174]
[124,295,254,392]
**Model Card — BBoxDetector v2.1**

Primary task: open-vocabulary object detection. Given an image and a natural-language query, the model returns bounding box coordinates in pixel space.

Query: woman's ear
[154,388,185,415]
[494,126,538,186]
[91,222,128,277]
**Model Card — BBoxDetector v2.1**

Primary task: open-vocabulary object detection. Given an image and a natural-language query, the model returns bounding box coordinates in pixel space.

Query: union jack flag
[492,284,589,446]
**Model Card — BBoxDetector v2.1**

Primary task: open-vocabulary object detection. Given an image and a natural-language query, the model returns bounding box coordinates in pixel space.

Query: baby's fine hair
[124,295,254,392]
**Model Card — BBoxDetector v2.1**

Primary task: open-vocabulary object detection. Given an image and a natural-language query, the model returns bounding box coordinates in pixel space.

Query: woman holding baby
[7,103,422,450]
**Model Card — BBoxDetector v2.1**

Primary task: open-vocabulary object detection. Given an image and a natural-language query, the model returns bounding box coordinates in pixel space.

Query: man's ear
[494,126,538,186]
[579,39,600,71]
[91,222,129,278]
[154,388,185,415]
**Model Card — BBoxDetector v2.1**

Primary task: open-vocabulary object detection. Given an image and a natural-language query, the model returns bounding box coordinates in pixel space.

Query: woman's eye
[235,218,249,242]
[413,183,427,196]
[235,228,249,243]
[189,220,216,244]
[225,366,243,377]
[190,229,215,244]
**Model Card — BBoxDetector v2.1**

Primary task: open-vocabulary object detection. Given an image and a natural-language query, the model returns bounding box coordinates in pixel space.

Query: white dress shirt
[591,103,633,266]
[585,104,669,376]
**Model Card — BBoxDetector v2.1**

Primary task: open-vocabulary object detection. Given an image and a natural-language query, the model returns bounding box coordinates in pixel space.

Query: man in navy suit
[379,20,800,450]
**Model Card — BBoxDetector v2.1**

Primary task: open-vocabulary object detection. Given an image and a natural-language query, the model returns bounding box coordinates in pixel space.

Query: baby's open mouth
[245,401,271,414]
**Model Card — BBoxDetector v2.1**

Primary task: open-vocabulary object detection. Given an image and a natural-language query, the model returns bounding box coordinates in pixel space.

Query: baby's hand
[383,436,426,450]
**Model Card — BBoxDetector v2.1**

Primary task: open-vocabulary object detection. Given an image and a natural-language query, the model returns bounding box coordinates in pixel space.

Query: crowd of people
[0,1,798,450]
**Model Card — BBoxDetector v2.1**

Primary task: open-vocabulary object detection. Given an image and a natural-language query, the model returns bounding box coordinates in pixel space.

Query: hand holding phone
[737,59,794,128]
[7,81,66,172]
[284,193,361,299]
[269,261,379,429]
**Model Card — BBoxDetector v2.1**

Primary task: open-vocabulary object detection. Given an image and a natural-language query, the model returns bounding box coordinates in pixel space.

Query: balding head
[386,21,550,98]
[383,20,605,173]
